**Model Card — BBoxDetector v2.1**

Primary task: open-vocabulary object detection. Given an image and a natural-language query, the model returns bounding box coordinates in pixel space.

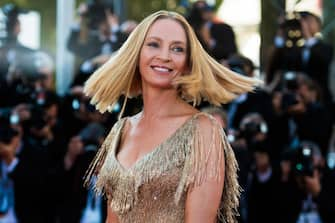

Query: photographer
[226,54,273,132]
[67,0,127,80]
[299,11,333,110]
[0,121,48,222]
[58,123,106,223]
[278,141,335,223]
[275,72,332,156]
[266,12,305,85]
[0,50,56,109]
[0,4,33,79]
[232,113,281,223]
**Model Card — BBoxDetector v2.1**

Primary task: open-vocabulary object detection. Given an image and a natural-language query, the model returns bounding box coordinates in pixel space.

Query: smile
[151,65,173,73]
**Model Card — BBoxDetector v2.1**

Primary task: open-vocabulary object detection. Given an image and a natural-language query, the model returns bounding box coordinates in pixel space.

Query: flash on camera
[10,113,20,124]
[284,71,296,80]
[302,146,312,156]
[227,134,235,143]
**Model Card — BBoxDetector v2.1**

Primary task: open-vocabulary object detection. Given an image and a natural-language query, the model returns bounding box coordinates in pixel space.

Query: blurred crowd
[0,1,334,223]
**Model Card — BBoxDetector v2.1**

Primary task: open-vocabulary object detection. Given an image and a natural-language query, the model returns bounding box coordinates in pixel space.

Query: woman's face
[139,18,188,90]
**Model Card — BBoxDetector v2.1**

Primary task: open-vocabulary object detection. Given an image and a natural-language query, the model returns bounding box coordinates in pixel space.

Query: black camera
[30,106,48,130]
[282,71,298,91]
[281,72,300,111]
[293,143,314,177]
[281,92,299,111]
[240,121,268,141]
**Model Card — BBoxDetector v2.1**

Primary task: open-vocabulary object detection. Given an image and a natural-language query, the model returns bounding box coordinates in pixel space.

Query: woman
[84,10,260,223]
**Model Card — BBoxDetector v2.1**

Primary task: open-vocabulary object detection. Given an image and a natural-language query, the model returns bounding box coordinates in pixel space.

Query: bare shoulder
[194,112,221,131]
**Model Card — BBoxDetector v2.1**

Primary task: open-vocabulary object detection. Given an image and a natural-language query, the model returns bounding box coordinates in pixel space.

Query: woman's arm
[185,115,225,223]
[106,201,119,223]
[185,177,224,223]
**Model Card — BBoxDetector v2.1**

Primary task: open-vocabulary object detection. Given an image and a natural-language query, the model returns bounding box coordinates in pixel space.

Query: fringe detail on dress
[219,132,241,223]
[86,115,195,214]
[83,118,125,193]
[175,113,240,223]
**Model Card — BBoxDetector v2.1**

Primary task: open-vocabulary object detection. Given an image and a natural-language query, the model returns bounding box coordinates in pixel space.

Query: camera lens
[72,99,80,110]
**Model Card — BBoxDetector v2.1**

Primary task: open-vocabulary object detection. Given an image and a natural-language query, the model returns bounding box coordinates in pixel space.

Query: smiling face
[139,18,189,90]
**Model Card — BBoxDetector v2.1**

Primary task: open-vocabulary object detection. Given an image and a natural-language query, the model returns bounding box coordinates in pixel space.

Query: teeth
[153,66,170,72]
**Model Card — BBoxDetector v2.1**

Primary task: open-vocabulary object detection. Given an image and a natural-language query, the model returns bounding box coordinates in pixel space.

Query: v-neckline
[113,112,201,172]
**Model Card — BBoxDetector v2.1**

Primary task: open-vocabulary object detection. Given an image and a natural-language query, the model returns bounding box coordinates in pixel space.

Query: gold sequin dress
[85,113,240,223]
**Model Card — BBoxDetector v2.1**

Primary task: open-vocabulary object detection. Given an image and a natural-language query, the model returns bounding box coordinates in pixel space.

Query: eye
[147,41,159,48]
[171,46,185,53]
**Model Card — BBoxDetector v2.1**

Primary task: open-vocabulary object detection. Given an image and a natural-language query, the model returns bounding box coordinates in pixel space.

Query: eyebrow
[146,36,186,45]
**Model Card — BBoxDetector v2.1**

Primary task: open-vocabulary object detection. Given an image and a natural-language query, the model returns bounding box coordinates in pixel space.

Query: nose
[157,46,171,61]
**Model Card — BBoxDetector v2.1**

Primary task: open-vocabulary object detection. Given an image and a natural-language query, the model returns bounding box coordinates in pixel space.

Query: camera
[293,143,315,177]
[283,71,298,91]
[281,92,299,111]
[240,121,268,141]
[280,72,300,111]
[30,106,48,130]
[71,97,96,113]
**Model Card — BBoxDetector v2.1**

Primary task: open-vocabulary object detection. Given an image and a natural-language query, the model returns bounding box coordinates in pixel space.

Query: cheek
[175,56,188,72]
[139,50,152,71]
[138,53,147,75]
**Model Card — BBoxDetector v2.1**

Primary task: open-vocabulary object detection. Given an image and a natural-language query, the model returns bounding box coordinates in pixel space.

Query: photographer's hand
[304,170,321,197]
[91,54,111,66]
[287,96,306,114]
[12,103,31,122]
[301,18,312,39]
[0,141,17,166]
[200,23,213,49]
[106,9,119,30]
[64,136,84,170]
[280,160,291,182]
[40,125,54,141]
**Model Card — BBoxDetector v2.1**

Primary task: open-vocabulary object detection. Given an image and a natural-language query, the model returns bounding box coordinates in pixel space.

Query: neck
[141,85,183,120]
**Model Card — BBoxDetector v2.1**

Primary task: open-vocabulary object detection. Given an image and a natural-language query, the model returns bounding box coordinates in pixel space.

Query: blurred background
[0,0,334,223]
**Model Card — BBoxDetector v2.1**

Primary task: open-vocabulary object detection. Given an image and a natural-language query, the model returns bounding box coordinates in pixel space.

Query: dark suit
[9,139,48,223]
[58,149,106,223]
[266,46,304,84]
[301,40,333,106]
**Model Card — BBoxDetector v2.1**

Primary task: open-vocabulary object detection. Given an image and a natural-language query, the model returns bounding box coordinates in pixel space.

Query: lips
[151,65,173,73]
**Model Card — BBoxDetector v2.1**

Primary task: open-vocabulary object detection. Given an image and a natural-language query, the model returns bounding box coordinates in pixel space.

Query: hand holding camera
[304,170,321,197]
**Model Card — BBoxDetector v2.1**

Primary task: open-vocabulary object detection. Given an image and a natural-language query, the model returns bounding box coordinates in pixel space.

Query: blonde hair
[84,10,262,116]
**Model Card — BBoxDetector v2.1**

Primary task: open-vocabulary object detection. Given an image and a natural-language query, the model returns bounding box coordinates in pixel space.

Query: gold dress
[85,113,240,223]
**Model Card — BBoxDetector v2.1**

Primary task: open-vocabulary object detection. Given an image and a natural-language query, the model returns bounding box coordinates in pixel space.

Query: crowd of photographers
[0,1,334,223]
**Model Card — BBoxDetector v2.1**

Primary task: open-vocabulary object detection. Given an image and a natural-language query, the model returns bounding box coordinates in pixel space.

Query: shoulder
[191,112,227,152]
[193,112,222,132]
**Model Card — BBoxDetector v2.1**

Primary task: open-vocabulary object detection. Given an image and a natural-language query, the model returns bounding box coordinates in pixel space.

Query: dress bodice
[85,113,240,223]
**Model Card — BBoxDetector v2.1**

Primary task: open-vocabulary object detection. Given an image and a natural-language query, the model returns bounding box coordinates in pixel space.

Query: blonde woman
[84,10,261,223]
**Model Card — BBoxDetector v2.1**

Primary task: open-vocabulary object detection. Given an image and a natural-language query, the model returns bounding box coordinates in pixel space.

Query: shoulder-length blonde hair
[84,10,261,116]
